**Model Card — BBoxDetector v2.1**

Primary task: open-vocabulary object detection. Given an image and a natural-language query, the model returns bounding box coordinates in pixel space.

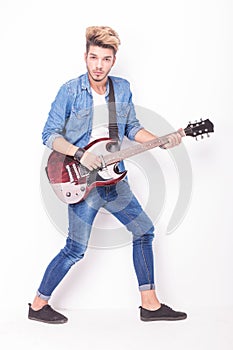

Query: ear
[84,52,87,62]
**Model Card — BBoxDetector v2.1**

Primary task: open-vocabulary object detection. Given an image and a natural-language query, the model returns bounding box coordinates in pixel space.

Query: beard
[87,66,111,83]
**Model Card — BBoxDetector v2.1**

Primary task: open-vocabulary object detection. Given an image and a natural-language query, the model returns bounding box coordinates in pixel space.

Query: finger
[91,164,98,170]
[90,158,102,170]
[94,157,102,167]
[163,142,170,149]
[166,137,173,148]
[176,133,182,144]
[171,136,178,146]
[177,128,185,137]
[166,136,177,148]
[171,134,181,146]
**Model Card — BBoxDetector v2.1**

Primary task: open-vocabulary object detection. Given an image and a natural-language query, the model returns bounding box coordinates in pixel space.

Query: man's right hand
[80,151,102,171]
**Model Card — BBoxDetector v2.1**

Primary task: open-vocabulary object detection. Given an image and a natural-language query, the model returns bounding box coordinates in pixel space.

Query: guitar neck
[103,133,180,166]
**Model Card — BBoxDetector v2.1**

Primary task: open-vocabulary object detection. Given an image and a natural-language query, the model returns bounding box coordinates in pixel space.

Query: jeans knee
[133,229,154,246]
[61,237,87,264]
[143,231,154,243]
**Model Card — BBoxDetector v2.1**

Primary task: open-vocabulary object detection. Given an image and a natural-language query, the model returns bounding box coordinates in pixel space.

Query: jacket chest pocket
[65,109,91,135]
[72,108,91,120]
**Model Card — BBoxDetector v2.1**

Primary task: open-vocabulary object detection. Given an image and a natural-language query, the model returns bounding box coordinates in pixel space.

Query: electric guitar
[46,119,214,204]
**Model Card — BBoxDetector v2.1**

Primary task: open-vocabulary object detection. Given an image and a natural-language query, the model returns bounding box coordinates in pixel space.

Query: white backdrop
[1,0,232,312]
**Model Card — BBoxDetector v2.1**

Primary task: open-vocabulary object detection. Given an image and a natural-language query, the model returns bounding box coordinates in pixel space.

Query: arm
[134,128,157,143]
[134,128,184,148]
[53,137,78,156]
[52,136,101,171]
[42,83,101,170]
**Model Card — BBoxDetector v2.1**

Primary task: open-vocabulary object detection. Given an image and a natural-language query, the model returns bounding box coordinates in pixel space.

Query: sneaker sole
[28,316,68,324]
[140,315,187,322]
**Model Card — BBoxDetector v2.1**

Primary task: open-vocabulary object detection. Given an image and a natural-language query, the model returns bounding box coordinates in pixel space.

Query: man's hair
[86,26,121,55]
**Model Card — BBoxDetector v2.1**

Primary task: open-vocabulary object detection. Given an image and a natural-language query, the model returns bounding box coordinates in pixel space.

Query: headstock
[184,118,214,139]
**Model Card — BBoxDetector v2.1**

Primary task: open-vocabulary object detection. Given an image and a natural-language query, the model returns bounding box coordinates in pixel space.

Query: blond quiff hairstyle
[86,26,121,55]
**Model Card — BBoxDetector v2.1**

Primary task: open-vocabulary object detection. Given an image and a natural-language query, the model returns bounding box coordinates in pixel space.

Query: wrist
[74,147,86,162]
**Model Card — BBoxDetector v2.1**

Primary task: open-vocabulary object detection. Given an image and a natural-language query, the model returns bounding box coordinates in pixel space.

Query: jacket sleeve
[42,83,74,149]
[124,88,144,141]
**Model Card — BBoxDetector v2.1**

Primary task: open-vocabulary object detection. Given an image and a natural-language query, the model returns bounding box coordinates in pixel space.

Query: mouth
[93,71,103,76]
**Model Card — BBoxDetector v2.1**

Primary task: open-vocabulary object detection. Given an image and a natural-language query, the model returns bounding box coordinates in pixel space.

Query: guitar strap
[108,77,120,151]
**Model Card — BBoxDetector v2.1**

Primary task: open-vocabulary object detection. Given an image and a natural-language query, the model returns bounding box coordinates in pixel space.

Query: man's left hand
[160,128,185,149]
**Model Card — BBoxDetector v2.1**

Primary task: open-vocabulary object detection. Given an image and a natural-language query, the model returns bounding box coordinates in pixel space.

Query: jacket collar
[81,72,110,96]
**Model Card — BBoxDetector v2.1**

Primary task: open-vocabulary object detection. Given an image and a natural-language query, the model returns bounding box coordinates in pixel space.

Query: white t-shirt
[90,88,109,141]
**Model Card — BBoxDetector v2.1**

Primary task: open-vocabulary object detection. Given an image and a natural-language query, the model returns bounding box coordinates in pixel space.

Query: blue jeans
[37,180,155,300]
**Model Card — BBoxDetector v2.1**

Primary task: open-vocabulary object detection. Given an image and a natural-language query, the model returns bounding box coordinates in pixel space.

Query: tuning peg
[195,136,198,141]
[201,135,204,139]
[207,133,210,137]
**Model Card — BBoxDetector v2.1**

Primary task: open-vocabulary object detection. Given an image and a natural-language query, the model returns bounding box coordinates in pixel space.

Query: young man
[28,26,187,324]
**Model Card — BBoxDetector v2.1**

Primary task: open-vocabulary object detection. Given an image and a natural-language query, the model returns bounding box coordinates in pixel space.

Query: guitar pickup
[65,163,81,182]
[72,163,80,179]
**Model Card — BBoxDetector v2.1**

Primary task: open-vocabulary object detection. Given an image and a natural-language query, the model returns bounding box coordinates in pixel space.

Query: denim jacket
[42,73,143,150]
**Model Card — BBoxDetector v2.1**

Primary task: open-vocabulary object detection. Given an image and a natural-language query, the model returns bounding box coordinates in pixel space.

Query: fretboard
[103,135,172,166]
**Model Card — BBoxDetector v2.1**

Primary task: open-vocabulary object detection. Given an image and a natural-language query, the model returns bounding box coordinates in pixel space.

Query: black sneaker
[140,304,187,321]
[28,303,68,324]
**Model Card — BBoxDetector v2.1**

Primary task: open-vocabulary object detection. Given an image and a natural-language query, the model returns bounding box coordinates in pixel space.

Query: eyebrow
[89,52,113,59]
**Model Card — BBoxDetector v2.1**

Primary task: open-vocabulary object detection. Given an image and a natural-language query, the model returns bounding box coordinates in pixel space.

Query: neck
[88,74,108,94]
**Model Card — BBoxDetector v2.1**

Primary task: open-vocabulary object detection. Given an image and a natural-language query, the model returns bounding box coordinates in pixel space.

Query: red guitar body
[46,138,127,204]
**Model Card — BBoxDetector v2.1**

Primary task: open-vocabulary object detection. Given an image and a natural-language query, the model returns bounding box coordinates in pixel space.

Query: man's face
[85,45,116,83]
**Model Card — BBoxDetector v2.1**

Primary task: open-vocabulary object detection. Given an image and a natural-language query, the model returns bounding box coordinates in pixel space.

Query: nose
[96,58,103,70]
